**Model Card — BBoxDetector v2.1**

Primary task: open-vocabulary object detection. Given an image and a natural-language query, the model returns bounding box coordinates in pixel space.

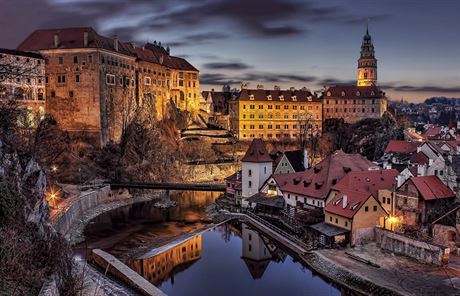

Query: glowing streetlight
[51,165,58,173]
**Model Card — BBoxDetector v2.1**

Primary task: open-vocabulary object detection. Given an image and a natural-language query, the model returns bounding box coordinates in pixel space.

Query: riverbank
[314,244,460,296]
[67,192,165,245]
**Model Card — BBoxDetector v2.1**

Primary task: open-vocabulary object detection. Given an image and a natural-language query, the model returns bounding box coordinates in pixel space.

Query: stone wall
[52,185,130,237]
[37,279,59,296]
[181,162,239,183]
[375,228,449,265]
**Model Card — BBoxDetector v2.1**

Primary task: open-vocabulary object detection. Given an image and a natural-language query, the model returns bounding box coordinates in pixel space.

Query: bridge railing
[241,210,309,250]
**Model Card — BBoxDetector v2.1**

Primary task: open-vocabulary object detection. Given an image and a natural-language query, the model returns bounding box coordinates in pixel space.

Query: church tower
[357,25,377,86]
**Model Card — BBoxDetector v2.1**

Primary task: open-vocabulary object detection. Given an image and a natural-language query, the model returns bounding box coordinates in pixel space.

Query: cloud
[200,71,317,86]
[204,62,253,70]
[200,73,242,85]
[381,84,460,93]
[167,32,231,47]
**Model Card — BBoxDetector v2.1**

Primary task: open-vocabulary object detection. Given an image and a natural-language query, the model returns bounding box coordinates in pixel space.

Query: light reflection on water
[129,222,341,296]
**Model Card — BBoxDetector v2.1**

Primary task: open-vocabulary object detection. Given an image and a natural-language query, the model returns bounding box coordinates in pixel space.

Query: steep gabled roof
[409,151,430,165]
[284,150,306,172]
[17,27,134,57]
[332,169,399,198]
[325,189,374,218]
[242,139,272,163]
[273,150,375,200]
[384,140,421,154]
[407,176,455,201]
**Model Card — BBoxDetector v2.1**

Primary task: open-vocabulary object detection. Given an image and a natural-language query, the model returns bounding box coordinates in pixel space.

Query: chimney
[83,31,88,47]
[303,148,309,169]
[53,33,59,48]
[114,35,119,52]
[256,84,264,90]
[342,195,347,209]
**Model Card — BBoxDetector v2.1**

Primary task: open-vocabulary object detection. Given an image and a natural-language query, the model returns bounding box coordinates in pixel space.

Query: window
[88,55,93,63]
[345,221,348,227]
[249,234,252,241]
[258,105,263,109]
[144,77,151,85]
[248,181,252,188]
[373,205,377,211]
[58,56,64,64]
[387,197,391,204]
[75,74,80,83]
[335,218,338,224]
[248,244,252,252]
[365,206,369,212]
[248,170,252,177]
[57,74,66,84]
[264,167,267,174]
[106,74,115,85]
[50,90,55,98]
[275,105,280,110]
[73,56,78,64]
[250,104,255,109]
[329,216,332,222]
[69,91,74,98]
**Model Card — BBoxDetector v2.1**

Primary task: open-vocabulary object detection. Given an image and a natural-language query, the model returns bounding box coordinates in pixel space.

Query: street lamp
[51,165,58,173]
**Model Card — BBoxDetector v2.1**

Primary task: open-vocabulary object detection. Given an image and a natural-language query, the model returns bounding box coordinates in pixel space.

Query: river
[77,191,341,296]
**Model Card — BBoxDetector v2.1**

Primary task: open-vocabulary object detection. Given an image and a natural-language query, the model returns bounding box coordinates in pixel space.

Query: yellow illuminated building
[229,87,322,141]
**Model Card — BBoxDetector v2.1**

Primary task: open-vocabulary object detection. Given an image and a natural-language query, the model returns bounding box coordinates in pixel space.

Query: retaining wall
[52,186,130,237]
[92,249,167,296]
[375,228,449,265]
[37,279,59,296]
[181,162,239,182]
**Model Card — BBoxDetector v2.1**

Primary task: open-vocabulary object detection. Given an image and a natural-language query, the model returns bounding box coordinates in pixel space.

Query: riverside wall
[375,228,449,266]
[52,185,131,238]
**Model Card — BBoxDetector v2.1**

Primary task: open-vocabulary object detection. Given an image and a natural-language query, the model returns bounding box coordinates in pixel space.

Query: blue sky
[1,0,459,102]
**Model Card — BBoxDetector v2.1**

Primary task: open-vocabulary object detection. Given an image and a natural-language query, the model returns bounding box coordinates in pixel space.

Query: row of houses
[226,139,459,254]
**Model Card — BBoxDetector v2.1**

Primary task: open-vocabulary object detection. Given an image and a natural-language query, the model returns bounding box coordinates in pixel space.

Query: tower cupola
[357,24,377,86]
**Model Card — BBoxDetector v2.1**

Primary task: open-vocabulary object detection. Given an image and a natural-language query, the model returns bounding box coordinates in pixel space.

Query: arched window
[326,91,331,96]
[356,91,361,96]
[341,91,345,97]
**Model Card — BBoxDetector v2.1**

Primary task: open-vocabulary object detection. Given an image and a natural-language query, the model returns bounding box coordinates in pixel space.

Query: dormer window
[371,91,375,96]
[341,91,346,97]
[249,94,254,100]
[279,95,284,101]
[267,95,272,100]
[291,96,297,101]
[356,91,361,96]
[326,91,331,96]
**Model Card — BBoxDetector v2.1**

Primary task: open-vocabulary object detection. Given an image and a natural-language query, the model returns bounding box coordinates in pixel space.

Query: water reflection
[130,222,340,296]
[76,191,219,259]
[130,234,203,285]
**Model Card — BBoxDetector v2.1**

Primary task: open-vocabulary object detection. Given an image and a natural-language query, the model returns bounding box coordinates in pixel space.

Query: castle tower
[357,24,377,86]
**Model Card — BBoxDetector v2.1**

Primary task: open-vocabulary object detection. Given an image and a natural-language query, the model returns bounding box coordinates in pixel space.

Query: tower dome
[357,24,377,86]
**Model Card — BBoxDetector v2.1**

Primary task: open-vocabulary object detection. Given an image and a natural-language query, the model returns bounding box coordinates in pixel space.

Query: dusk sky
[1,0,459,102]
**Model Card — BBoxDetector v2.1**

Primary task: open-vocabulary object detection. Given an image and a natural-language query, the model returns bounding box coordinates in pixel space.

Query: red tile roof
[272,150,375,200]
[235,89,320,102]
[424,126,443,139]
[324,85,383,99]
[242,139,272,163]
[384,140,421,154]
[332,169,399,198]
[409,151,430,165]
[17,27,134,57]
[409,176,455,201]
[325,189,373,218]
